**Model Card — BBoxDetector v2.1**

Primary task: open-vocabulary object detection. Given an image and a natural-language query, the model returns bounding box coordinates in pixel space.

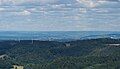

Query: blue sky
[0,0,120,31]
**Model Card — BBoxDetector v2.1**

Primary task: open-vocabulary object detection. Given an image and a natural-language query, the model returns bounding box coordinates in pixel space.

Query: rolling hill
[0,38,119,69]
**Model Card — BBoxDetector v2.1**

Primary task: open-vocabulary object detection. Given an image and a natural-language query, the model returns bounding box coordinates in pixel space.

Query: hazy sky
[0,0,120,31]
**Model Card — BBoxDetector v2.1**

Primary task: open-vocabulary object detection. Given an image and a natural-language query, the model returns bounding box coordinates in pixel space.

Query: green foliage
[0,38,119,69]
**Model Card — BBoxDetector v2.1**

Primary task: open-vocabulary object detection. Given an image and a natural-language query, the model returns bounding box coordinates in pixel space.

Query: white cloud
[91,8,109,13]
[27,8,38,12]
[0,0,58,5]
[76,0,118,8]
[76,0,98,7]
[0,8,5,11]
[38,0,58,4]
[14,10,31,16]
[79,8,87,13]
[51,4,65,8]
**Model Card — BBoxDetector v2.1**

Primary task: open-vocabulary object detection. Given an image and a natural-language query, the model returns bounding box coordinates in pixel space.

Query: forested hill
[0,38,120,69]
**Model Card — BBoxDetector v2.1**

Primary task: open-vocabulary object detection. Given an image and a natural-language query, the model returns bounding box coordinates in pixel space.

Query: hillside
[0,38,120,69]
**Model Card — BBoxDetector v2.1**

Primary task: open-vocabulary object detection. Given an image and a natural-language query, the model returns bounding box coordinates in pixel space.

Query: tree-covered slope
[0,38,119,69]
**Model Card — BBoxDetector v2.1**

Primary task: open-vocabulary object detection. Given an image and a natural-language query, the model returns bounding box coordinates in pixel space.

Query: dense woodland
[0,38,120,69]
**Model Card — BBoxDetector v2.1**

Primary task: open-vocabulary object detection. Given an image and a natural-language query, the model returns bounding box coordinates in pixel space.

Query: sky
[0,0,120,31]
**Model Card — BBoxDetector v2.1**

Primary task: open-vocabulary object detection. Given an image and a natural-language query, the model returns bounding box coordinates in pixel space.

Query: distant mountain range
[0,31,120,41]
[80,34,120,40]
